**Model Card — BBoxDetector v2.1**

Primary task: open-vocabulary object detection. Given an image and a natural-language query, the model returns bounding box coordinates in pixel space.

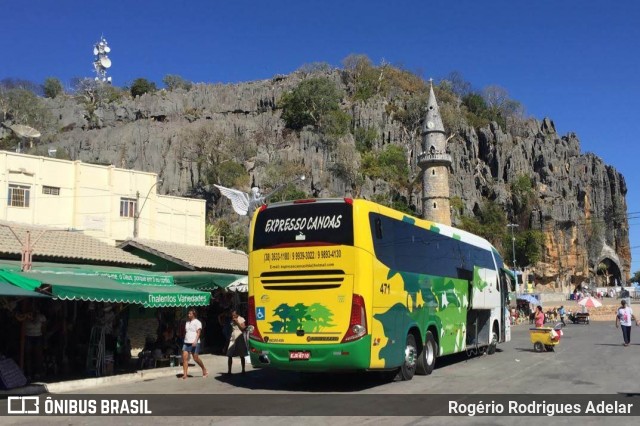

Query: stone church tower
[418,82,452,225]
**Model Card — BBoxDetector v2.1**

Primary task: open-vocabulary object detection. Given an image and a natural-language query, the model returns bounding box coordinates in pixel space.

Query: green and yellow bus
[247,198,512,380]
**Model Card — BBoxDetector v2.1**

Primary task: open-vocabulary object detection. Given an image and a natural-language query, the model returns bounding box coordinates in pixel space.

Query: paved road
[3,320,640,425]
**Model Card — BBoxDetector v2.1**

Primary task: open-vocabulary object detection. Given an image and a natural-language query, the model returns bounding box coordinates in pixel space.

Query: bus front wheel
[397,334,417,381]
[416,331,437,375]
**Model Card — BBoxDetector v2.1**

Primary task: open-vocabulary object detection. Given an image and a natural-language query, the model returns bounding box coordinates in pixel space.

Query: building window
[431,169,436,176]
[8,184,30,207]
[120,198,137,217]
[42,185,60,195]
[433,202,437,209]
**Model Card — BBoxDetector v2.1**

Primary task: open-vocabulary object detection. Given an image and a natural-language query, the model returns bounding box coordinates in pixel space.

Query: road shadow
[513,347,538,352]
[214,368,394,392]
[595,343,629,347]
[214,348,505,392]
[431,347,502,368]
[175,373,198,380]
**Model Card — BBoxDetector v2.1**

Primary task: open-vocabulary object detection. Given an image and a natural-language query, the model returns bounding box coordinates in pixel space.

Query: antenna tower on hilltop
[93,36,112,83]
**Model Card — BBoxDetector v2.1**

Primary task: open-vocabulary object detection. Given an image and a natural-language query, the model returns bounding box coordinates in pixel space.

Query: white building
[0,151,204,246]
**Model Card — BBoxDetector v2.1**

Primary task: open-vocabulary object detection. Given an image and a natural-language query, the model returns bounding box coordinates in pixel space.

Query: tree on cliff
[130,78,157,97]
[459,200,507,253]
[0,85,54,148]
[279,77,343,130]
[162,74,193,91]
[43,77,64,98]
[179,123,255,189]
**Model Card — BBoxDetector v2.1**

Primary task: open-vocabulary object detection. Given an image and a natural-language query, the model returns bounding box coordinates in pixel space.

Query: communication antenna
[9,124,41,152]
[93,35,112,84]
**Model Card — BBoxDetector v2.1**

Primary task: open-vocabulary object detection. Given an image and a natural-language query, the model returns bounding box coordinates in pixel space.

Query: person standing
[218,310,232,355]
[534,305,545,328]
[226,310,248,374]
[615,300,637,346]
[181,308,208,379]
[100,305,117,355]
[16,304,47,380]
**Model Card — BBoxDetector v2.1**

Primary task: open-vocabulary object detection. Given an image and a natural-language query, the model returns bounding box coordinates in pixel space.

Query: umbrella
[517,294,539,305]
[578,296,602,308]
[227,276,248,293]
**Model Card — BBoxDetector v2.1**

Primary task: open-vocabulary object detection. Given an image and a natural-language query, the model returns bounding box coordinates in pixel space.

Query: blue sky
[1,0,639,275]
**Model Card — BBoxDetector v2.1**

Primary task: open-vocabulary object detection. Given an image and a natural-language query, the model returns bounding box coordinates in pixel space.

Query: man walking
[181,308,208,379]
[558,305,566,326]
[615,300,636,346]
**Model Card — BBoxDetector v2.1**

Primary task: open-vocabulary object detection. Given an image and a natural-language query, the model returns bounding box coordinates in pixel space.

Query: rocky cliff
[9,70,629,289]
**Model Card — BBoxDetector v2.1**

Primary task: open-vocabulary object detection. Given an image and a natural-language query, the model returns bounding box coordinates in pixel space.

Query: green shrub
[322,109,351,138]
[372,193,415,215]
[130,78,157,97]
[458,200,507,251]
[43,77,64,98]
[361,145,409,188]
[216,161,249,188]
[163,74,193,91]
[354,126,378,152]
[279,77,342,130]
[211,219,247,252]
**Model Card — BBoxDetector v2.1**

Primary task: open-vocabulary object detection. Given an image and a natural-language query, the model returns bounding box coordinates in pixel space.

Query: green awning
[136,284,211,307]
[171,271,245,291]
[15,271,153,305]
[21,271,210,308]
[0,270,43,292]
[0,263,210,308]
[0,272,49,298]
[0,260,174,286]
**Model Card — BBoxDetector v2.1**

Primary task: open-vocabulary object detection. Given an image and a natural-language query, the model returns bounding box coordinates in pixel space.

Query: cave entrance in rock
[596,258,622,287]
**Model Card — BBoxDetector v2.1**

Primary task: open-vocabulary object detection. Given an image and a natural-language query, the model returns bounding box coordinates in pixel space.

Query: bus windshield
[252,201,354,250]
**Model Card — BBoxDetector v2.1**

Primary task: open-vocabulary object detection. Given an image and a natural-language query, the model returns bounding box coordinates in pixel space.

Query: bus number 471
[379,283,390,294]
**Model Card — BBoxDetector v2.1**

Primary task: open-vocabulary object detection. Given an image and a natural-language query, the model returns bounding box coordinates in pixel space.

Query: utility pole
[507,223,519,290]
[1,225,77,271]
[133,191,140,238]
[133,179,163,238]
[555,224,567,294]
[3,227,46,271]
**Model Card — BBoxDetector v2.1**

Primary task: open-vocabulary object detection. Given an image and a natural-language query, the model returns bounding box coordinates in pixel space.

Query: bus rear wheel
[416,331,437,375]
[397,333,417,381]
[487,323,499,355]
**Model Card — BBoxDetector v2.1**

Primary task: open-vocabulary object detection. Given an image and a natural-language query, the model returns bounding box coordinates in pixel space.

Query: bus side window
[375,217,383,239]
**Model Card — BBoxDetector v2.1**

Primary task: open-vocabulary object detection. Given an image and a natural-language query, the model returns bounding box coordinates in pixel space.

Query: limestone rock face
[38,71,630,284]
[447,118,629,287]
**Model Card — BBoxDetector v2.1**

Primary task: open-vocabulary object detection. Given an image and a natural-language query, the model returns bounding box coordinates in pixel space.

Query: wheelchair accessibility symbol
[256,307,265,321]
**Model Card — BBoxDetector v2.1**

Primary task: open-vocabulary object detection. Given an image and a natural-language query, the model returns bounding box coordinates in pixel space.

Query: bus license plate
[289,351,311,360]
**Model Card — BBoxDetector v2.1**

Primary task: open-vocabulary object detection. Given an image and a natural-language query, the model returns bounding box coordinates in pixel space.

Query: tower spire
[423,82,445,134]
[418,80,452,225]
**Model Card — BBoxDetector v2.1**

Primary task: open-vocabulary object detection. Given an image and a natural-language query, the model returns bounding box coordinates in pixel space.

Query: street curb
[0,367,178,396]
[46,366,180,393]
[0,384,47,397]
[1,354,226,396]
